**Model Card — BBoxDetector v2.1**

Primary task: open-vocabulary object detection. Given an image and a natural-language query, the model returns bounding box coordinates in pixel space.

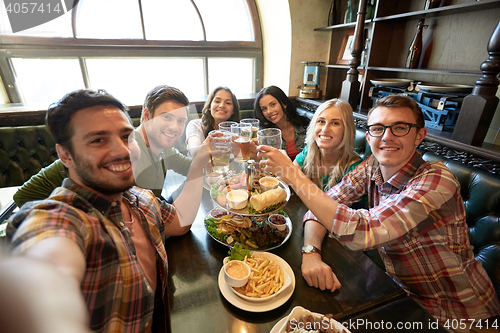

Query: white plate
[224,252,293,302]
[416,83,473,94]
[270,306,351,333]
[370,78,413,87]
[205,211,293,251]
[211,177,291,216]
[218,252,295,312]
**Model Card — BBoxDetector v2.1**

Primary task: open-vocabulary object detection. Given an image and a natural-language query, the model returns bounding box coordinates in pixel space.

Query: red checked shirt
[8,179,175,333]
[303,152,500,321]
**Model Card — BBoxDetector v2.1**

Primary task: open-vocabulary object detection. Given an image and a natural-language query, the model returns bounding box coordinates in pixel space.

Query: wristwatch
[301,244,322,255]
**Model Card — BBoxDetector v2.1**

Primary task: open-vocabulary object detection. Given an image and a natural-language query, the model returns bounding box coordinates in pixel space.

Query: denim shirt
[281,124,307,154]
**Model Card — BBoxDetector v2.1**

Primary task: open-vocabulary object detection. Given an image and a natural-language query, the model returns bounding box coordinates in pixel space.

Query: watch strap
[301,244,322,255]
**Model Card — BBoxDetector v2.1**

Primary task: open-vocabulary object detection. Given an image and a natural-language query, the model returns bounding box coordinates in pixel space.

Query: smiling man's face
[366,106,427,180]
[144,100,188,153]
[57,105,138,199]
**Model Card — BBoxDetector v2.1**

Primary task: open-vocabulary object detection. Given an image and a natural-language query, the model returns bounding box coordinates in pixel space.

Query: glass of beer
[231,123,252,162]
[240,118,260,142]
[208,130,231,173]
[219,121,238,132]
[257,128,282,150]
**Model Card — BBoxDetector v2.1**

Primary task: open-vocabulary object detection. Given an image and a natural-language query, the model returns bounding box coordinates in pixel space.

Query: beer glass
[231,123,252,162]
[240,119,260,142]
[257,128,282,150]
[219,121,238,132]
[208,130,231,173]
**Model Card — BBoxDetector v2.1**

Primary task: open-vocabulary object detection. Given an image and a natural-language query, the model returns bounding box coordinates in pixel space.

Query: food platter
[223,252,293,302]
[210,177,291,216]
[270,306,351,333]
[370,78,414,87]
[204,210,292,251]
[416,83,473,94]
[218,252,295,312]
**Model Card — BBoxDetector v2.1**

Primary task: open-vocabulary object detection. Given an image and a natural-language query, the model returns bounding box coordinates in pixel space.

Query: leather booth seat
[357,135,500,301]
[0,125,58,188]
[421,151,500,300]
[0,110,255,188]
[0,114,498,301]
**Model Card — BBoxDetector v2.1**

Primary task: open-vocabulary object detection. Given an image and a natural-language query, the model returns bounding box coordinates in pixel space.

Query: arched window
[0,0,262,106]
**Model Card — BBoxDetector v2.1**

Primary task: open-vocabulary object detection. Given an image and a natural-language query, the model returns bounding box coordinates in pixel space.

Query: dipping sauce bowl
[259,176,279,192]
[268,214,287,231]
[223,259,250,288]
[226,190,249,210]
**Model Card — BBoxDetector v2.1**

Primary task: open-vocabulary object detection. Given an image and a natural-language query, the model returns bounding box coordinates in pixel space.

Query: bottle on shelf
[424,0,441,10]
[361,38,370,67]
[405,19,425,69]
[343,0,357,24]
[366,0,375,20]
[328,0,337,26]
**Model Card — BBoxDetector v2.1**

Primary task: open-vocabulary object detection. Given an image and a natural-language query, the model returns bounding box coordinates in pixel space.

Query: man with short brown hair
[7,89,208,332]
[259,95,500,330]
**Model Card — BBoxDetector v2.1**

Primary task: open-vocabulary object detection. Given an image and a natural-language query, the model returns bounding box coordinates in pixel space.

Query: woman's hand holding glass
[257,144,295,184]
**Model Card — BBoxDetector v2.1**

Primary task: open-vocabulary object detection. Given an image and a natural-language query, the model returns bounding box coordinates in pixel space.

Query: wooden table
[165,188,441,332]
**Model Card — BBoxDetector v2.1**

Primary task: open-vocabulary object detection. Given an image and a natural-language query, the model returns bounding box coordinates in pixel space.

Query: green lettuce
[204,218,228,242]
[228,244,252,261]
[248,202,284,214]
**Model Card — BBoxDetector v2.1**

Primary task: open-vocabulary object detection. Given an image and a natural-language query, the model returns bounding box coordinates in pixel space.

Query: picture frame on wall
[336,29,355,65]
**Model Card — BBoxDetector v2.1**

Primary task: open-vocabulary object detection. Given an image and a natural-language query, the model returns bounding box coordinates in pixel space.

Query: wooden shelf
[317,0,499,148]
[315,20,372,32]
[315,0,500,31]
[322,65,480,77]
[374,0,500,22]
[323,64,367,69]
[366,67,482,77]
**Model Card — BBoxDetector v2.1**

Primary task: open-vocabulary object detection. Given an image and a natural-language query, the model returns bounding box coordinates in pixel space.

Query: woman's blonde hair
[302,99,359,190]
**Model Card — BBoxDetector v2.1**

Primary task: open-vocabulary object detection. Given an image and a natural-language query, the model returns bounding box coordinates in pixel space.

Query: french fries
[232,254,284,298]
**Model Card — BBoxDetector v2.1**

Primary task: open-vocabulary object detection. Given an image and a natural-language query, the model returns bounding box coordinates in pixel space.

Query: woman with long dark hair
[254,85,309,160]
[186,86,240,157]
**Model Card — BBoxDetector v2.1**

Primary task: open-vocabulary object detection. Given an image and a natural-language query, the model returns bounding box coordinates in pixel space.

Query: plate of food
[204,209,292,251]
[210,174,291,216]
[270,306,351,333]
[219,248,295,312]
[223,250,293,302]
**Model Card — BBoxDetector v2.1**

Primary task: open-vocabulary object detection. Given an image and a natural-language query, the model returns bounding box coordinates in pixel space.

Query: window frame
[0,0,263,105]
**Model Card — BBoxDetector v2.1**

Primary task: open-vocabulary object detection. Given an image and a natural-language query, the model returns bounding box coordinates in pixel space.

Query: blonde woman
[294,99,362,192]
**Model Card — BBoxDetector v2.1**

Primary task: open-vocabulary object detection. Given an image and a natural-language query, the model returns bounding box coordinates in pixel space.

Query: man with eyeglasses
[258,95,500,330]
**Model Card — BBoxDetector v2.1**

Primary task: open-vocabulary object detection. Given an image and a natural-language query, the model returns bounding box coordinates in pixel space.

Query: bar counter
[165,187,446,332]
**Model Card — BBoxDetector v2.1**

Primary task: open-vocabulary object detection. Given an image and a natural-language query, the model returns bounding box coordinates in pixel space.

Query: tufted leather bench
[298,106,500,299]
[0,110,255,188]
[0,125,58,188]
[1,116,499,300]
[421,151,500,300]
[363,145,500,301]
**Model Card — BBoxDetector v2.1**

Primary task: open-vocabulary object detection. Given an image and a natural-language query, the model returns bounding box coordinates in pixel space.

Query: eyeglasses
[367,123,420,137]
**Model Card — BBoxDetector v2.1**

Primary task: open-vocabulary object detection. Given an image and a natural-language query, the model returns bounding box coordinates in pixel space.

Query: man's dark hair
[45,89,130,153]
[141,85,190,123]
[368,95,425,128]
